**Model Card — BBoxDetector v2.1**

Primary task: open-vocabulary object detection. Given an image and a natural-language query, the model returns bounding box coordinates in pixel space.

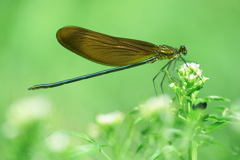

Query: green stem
[187,102,191,118]
[121,122,134,159]
[164,68,182,89]
[171,144,185,160]
[191,141,198,160]
[182,102,188,120]
[165,68,188,119]
[100,149,112,160]
[178,114,187,121]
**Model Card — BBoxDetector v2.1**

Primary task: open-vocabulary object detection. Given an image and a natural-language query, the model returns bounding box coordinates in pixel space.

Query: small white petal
[169,83,175,87]
[189,63,200,69]
[189,74,197,80]
[196,69,201,75]
[179,67,185,71]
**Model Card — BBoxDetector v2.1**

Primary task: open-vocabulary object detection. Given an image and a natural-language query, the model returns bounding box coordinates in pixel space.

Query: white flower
[140,95,171,116]
[185,74,196,80]
[179,67,185,72]
[45,132,70,152]
[180,63,200,73]
[6,96,51,126]
[1,96,52,138]
[182,63,187,69]
[185,74,197,83]
[169,83,175,88]
[96,111,124,126]
[178,66,185,75]
[7,96,51,125]
[196,69,201,75]
[189,63,200,70]
[179,64,187,72]
[169,83,177,91]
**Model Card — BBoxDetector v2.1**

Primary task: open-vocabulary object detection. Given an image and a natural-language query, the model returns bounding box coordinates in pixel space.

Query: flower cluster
[169,63,209,98]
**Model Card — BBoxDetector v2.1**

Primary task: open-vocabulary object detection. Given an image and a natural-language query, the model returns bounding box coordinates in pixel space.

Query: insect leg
[153,60,172,95]
[160,61,173,94]
[171,58,178,78]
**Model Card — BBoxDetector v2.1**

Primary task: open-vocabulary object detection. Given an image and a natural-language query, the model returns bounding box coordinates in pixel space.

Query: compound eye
[180,45,187,55]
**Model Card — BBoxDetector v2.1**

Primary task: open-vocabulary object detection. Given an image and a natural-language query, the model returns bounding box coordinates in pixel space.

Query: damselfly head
[179,45,187,55]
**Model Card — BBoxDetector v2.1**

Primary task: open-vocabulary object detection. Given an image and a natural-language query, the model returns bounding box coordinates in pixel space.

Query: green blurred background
[1,0,240,159]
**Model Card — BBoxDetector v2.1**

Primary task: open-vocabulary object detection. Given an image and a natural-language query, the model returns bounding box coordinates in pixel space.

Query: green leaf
[57,130,89,139]
[213,106,226,112]
[136,143,144,153]
[136,138,149,153]
[203,96,230,103]
[226,115,240,122]
[162,145,174,153]
[165,128,185,138]
[99,145,109,148]
[183,96,192,101]
[186,84,203,94]
[150,145,177,160]
[206,121,228,133]
[204,114,219,121]
[163,145,185,160]
[193,134,221,145]
[68,144,98,158]
[134,116,143,124]
[127,107,139,116]
[193,96,230,110]
[150,148,162,160]
[56,130,98,145]
[141,126,151,135]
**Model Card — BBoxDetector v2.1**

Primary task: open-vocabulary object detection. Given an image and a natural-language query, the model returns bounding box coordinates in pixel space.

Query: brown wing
[56,26,158,66]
